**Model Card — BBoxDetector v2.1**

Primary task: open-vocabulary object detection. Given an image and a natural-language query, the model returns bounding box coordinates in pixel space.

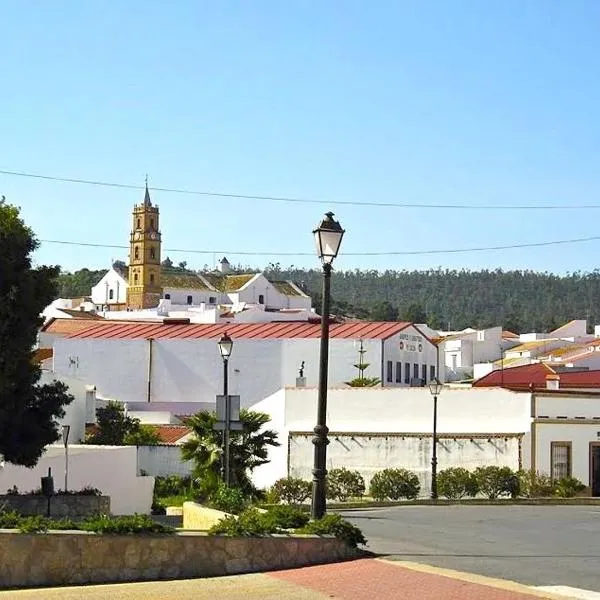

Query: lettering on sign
[399,333,424,352]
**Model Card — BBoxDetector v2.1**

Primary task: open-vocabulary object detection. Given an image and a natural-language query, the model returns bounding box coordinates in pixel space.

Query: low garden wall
[0,495,110,518]
[0,530,361,588]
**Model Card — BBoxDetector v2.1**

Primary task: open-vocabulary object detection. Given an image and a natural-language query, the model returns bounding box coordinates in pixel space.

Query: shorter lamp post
[62,424,71,493]
[217,333,234,486]
[428,378,443,500]
[311,212,345,520]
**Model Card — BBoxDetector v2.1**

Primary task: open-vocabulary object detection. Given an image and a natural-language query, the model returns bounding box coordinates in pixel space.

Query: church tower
[126,181,162,309]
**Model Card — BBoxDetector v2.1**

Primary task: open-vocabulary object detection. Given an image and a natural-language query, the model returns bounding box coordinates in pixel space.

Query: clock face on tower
[133,232,141,241]
[150,232,159,240]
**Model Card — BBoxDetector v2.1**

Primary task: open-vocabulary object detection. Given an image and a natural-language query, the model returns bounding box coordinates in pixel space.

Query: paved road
[340,505,600,593]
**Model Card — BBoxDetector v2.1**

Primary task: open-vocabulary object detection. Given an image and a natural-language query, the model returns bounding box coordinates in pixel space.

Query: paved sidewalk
[0,559,575,599]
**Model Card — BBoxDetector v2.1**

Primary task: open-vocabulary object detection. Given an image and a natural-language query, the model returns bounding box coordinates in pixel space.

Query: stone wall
[0,495,110,518]
[0,531,361,588]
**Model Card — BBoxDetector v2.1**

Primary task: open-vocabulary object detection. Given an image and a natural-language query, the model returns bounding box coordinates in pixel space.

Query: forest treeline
[56,262,600,334]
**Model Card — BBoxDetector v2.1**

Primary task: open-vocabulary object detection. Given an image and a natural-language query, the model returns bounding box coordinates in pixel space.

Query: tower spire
[143,174,152,206]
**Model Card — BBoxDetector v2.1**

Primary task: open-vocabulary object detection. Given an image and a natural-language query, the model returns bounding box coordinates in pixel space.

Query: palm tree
[181,409,279,497]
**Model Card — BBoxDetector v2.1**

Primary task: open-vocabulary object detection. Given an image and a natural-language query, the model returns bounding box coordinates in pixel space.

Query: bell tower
[126,180,162,309]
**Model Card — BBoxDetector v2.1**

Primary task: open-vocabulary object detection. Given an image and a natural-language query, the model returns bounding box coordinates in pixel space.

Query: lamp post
[217,333,234,486]
[428,378,443,499]
[61,424,70,493]
[311,212,345,519]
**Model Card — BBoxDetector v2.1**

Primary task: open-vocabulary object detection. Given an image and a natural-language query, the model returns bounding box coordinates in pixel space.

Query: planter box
[0,495,110,518]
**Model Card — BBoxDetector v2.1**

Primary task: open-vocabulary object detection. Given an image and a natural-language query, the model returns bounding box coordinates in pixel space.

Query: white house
[50,320,441,416]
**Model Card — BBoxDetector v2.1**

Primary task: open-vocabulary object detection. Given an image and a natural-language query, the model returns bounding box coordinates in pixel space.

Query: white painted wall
[91,269,127,306]
[0,445,154,514]
[251,386,530,489]
[136,446,194,477]
[163,287,218,306]
[384,328,439,385]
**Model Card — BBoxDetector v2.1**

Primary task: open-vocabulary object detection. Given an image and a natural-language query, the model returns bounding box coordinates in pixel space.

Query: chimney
[546,374,560,390]
[218,257,231,274]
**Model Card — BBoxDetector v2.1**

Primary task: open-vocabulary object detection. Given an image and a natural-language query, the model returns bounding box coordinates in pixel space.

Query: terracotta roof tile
[474,363,600,389]
[65,320,422,342]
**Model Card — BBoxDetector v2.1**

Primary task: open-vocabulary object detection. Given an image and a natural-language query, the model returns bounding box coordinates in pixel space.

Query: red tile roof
[65,320,420,341]
[473,363,600,389]
[151,425,192,444]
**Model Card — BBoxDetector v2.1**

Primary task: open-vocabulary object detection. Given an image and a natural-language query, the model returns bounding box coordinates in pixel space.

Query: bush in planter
[554,476,586,498]
[80,514,174,534]
[369,468,420,501]
[326,468,365,502]
[209,508,280,536]
[270,477,312,504]
[437,468,479,500]
[474,466,516,499]
[296,514,367,548]
[264,505,310,529]
[208,484,248,515]
[517,470,555,498]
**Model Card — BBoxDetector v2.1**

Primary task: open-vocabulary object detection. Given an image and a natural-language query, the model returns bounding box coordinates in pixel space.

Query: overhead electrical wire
[39,234,600,257]
[2,167,599,210]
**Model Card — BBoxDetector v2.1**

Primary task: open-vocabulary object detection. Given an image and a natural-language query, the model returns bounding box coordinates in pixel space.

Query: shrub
[474,466,516,499]
[296,514,367,548]
[80,514,174,534]
[518,470,555,498]
[154,475,194,498]
[18,516,49,533]
[554,476,586,498]
[369,468,420,501]
[264,505,310,529]
[6,486,19,496]
[326,468,366,502]
[437,468,479,500]
[270,477,312,504]
[209,485,248,515]
[57,486,103,496]
[0,509,24,529]
[209,508,280,536]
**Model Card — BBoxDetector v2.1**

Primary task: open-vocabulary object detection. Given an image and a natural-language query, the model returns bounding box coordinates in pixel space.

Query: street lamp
[218,333,234,485]
[311,212,345,519]
[61,424,70,493]
[428,378,443,499]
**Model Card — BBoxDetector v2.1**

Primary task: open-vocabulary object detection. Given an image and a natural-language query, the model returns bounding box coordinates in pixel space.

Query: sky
[2,1,600,274]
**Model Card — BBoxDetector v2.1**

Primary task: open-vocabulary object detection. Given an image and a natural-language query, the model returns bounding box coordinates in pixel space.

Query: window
[187,295,193,305]
[209,296,216,304]
[150,218,154,229]
[136,218,141,229]
[477,330,485,341]
[551,442,572,481]
[134,246,139,260]
[134,273,138,284]
[150,248,156,259]
[421,364,427,382]
[150,274,155,284]
[386,361,393,383]
[109,289,114,300]
[395,362,402,383]
[430,365,436,381]
[164,293,171,300]
[258,294,265,305]
[413,364,419,380]
[404,362,410,384]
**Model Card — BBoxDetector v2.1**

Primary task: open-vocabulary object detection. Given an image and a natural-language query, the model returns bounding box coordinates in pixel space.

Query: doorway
[590,443,600,497]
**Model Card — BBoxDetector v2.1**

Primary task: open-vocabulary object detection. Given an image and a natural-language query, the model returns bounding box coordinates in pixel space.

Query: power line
[2,167,600,210]
[39,234,600,257]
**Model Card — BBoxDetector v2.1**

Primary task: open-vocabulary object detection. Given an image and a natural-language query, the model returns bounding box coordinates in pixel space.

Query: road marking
[534,586,600,600]
[377,559,570,598]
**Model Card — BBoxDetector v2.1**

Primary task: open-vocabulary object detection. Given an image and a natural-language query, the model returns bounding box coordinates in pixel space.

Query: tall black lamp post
[428,377,443,499]
[218,332,234,485]
[311,212,345,519]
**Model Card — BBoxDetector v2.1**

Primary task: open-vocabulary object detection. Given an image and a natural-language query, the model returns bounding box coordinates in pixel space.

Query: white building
[252,385,600,497]
[50,320,441,415]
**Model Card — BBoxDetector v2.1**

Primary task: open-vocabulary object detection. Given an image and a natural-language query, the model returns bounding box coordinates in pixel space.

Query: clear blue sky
[2,1,600,274]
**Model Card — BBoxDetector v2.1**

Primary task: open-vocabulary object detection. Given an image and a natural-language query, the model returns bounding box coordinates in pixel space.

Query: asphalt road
[339,505,600,593]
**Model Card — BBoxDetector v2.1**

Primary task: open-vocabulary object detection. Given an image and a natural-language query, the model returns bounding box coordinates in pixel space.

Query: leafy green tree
[369,301,399,321]
[86,401,159,445]
[402,302,427,323]
[181,409,280,497]
[0,198,74,466]
[345,340,381,387]
[57,268,107,298]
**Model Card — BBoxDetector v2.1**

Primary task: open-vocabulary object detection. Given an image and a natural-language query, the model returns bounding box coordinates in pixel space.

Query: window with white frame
[551,442,572,481]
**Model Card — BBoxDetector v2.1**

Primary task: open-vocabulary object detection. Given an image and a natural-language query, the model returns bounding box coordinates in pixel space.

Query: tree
[161,256,174,268]
[402,302,427,324]
[345,340,381,387]
[369,301,399,321]
[0,198,74,466]
[85,401,159,445]
[181,409,280,497]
